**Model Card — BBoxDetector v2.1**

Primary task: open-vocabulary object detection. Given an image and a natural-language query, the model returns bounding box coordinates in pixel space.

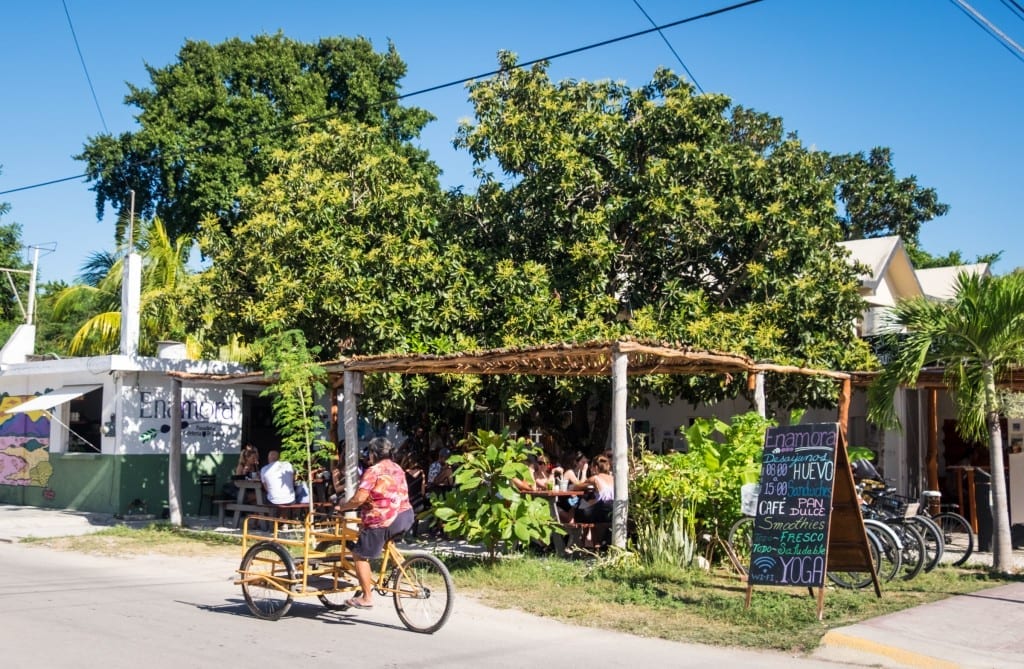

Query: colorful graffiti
[0,394,53,487]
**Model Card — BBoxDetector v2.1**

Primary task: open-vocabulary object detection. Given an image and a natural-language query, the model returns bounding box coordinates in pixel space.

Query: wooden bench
[225,502,273,528]
[558,522,611,553]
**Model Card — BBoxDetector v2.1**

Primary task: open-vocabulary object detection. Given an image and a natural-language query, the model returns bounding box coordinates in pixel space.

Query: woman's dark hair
[367,437,394,461]
[592,455,611,474]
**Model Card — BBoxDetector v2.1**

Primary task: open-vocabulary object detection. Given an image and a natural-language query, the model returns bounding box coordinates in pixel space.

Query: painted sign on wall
[0,394,53,487]
[121,385,242,455]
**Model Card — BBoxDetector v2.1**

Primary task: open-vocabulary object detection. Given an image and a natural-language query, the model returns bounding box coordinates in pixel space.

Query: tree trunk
[984,370,1014,573]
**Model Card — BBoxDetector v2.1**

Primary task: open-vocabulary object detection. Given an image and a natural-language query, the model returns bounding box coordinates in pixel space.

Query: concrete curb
[817,630,958,669]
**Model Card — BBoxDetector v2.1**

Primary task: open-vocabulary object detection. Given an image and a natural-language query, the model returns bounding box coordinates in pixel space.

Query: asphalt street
[2,504,1023,669]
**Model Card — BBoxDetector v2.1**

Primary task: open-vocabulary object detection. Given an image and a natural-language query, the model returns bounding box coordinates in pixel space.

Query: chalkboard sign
[747,423,839,587]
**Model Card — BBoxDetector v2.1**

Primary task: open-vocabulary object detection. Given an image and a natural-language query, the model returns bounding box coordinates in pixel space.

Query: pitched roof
[915,264,990,301]
[838,235,922,301]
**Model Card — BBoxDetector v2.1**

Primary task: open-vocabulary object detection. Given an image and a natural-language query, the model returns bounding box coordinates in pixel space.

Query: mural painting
[0,394,53,487]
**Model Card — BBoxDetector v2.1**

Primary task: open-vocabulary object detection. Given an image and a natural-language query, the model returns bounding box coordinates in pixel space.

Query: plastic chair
[198,474,217,516]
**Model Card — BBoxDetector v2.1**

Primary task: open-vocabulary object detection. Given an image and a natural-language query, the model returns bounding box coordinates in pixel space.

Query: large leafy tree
[827,147,949,246]
[193,119,574,422]
[453,55,873,410]
[76,33,433,242]
[868,272,1024,574]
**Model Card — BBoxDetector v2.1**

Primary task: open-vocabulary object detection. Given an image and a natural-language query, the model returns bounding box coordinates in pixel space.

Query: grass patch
[444,553,1022,652]
[24,525,1021,653]
[21,522,241,558]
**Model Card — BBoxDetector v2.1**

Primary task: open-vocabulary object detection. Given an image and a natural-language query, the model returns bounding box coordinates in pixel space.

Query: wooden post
[611,344,629,549]
[342,371,361,500]
[837,378,851,438]
[168,377,183,527]
[927,389,939,512]
[748,372,766,418]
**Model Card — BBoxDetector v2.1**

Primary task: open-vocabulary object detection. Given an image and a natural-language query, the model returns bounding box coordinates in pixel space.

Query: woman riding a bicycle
[334,436,415,610]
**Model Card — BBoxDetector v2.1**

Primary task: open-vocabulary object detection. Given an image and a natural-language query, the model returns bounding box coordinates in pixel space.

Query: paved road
[0,542,861,669]
[4,504,1024,668]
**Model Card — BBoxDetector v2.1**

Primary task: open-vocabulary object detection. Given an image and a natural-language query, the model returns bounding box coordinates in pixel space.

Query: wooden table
[224,479,272,528]
[525,488,582,519]
[524,488,585,553]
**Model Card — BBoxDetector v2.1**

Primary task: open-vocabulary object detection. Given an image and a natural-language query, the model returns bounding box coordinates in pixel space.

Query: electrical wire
[1000,0,1024,23]
[631,0,704,93]
[62,0,108,133]
[950,0,1024,64]
[0,0,764,197]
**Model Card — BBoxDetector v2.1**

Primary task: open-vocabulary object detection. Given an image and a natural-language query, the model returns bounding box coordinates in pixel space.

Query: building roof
[915,264,990,301]
[838,235,922,300]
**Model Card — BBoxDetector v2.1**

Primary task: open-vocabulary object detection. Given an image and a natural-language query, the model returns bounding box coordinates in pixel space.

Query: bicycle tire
[828,528,882,589]
[391,551,454,634]
[891,521,926,580]
[908,515,944,571]
[726,517,754,571]
[240,541,295,621]
[863,519,902,582]
[933,512,975,566]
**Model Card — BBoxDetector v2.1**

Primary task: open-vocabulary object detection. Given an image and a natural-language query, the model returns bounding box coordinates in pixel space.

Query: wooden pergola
[169,337,852,546]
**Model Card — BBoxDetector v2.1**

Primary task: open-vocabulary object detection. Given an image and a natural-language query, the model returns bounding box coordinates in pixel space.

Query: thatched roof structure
[170,337,850,383]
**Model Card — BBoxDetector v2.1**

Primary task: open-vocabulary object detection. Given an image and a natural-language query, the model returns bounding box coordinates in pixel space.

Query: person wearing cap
[333,436,413,610]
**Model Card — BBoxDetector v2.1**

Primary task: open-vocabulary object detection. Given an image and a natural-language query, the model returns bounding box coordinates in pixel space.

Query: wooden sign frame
[744,424,879,620]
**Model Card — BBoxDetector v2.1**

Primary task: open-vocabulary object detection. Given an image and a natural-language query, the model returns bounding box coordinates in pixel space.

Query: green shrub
[429,429,562,561]
[629,411,775,568]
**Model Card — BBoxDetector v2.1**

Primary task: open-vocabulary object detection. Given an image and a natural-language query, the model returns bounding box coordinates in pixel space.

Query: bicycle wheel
[240,541,295,621]
[313,541,357,610]
[726,517,754,572]
[908,515,944,572]
[891,521,926,581]
[933,512,975,567]
[863,519,902,583]
[828,529,882,589]
[391,551,454,634]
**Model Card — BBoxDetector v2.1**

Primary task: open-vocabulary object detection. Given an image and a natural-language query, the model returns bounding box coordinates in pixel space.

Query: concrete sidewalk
[813,581,1024,668]
[3,502,1023,668]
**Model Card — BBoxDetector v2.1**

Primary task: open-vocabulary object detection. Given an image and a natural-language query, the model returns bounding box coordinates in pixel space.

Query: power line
[1001,0,1024,23]
[0,0,764,197]
[951,0,1024,64]
[62,0,108,133]
[631,0,705,93]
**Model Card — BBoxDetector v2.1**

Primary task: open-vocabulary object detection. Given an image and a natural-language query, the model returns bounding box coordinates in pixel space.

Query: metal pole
[26,246,39,324]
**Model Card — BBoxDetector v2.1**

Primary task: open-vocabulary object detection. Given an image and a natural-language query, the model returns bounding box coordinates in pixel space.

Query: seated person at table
[334,437,414,610]
[260,450,296,505]
[572,454,613,524]
[225,444,261,501]
[512,454,553,492]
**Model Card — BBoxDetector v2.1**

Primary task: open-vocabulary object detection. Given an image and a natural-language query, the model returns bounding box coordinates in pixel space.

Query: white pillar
[611,346,629,549]
[342,371,362,499]
[754,372,766,418]
[168,377,183,526]
[120,252,142,357]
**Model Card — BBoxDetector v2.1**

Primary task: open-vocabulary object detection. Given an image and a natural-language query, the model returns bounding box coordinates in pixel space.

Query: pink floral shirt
[358,459,412,528]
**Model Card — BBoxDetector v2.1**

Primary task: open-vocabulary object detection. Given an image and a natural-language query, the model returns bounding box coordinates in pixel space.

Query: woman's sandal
[345,597,373,610]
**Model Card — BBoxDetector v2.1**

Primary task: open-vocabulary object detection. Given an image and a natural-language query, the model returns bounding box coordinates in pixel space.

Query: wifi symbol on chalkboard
[753,556,775,573]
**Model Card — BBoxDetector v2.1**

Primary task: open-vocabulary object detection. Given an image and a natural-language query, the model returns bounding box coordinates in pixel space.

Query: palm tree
[868,271,1024,574]
[53,218,197,356]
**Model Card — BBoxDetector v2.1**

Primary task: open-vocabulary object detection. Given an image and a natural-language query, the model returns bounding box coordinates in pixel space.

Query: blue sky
[2,0,1022,285]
